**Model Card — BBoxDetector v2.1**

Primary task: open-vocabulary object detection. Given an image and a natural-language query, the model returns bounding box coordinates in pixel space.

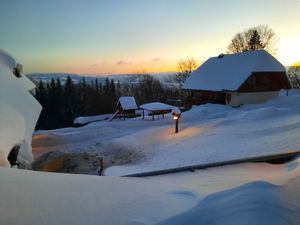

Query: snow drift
[158,180,300,225]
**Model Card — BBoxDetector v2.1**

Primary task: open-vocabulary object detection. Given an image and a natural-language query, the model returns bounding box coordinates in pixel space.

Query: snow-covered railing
[139,102,180,120]
[123,150,300,177]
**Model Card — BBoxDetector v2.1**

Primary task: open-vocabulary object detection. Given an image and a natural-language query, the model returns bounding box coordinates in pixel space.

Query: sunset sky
[0,0,299,75]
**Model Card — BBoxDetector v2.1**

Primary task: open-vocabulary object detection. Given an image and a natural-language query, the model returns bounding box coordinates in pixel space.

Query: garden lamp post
[172,112,181,133]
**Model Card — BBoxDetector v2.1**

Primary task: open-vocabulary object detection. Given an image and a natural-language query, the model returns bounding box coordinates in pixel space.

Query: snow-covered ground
[1,156,300,225]
[33,90,300,175]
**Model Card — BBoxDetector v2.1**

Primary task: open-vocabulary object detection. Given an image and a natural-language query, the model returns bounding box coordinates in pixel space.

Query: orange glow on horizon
[292,62,300,67]
[47,59,179,75]
[22,35,300,75]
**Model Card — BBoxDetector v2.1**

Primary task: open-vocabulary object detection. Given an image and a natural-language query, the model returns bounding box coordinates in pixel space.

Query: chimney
[218,53,225,59]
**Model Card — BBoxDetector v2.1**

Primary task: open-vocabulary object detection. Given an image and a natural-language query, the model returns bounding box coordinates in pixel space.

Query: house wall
[238,72,291,92]
[189,90,226,105]
[228,91,279,107]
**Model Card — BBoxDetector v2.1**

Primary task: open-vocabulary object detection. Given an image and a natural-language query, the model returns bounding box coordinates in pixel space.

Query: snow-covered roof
[0,49,19,69]
[0,50,42,167]
[139,102,174,111]
[118,96,138,110]
[0,49,36,91]
[182,50,286,92]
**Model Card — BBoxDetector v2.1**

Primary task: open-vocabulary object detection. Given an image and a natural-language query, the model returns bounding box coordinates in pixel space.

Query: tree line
[34,74,180,130]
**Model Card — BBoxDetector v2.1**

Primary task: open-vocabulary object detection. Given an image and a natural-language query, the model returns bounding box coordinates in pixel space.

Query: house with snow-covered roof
[182,50,291,107]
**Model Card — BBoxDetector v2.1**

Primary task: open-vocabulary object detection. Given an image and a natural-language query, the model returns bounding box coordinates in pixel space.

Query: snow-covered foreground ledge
[1,157,300,225]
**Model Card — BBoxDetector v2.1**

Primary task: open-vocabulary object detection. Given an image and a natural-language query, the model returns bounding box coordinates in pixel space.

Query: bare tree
[288,65,300,88]
[175,57,199,85]
[227,25,278,55]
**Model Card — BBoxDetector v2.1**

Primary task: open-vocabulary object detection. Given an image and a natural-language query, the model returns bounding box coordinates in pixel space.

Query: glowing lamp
[172,112,181,133]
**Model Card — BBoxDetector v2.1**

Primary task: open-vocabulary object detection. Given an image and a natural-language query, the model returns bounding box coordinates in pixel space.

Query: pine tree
[63,76,77,126]
[116,80,121,97]
[98,82,103,94]
[248,30,263,50]
[35,81,47,129]
[95,78,99,92]
[109,79,116,96]
[104,78,110,95]
[36,80,47,103]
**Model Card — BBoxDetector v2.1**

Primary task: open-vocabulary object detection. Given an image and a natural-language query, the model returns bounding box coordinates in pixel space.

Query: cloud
[116,60,126,65]
[152,58,161,62]
[90,63,98,67]
[90,61,106,67]
[116,60,133,66]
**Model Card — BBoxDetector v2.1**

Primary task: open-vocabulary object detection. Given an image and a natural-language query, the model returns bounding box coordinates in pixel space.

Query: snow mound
[158,180,299,225]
